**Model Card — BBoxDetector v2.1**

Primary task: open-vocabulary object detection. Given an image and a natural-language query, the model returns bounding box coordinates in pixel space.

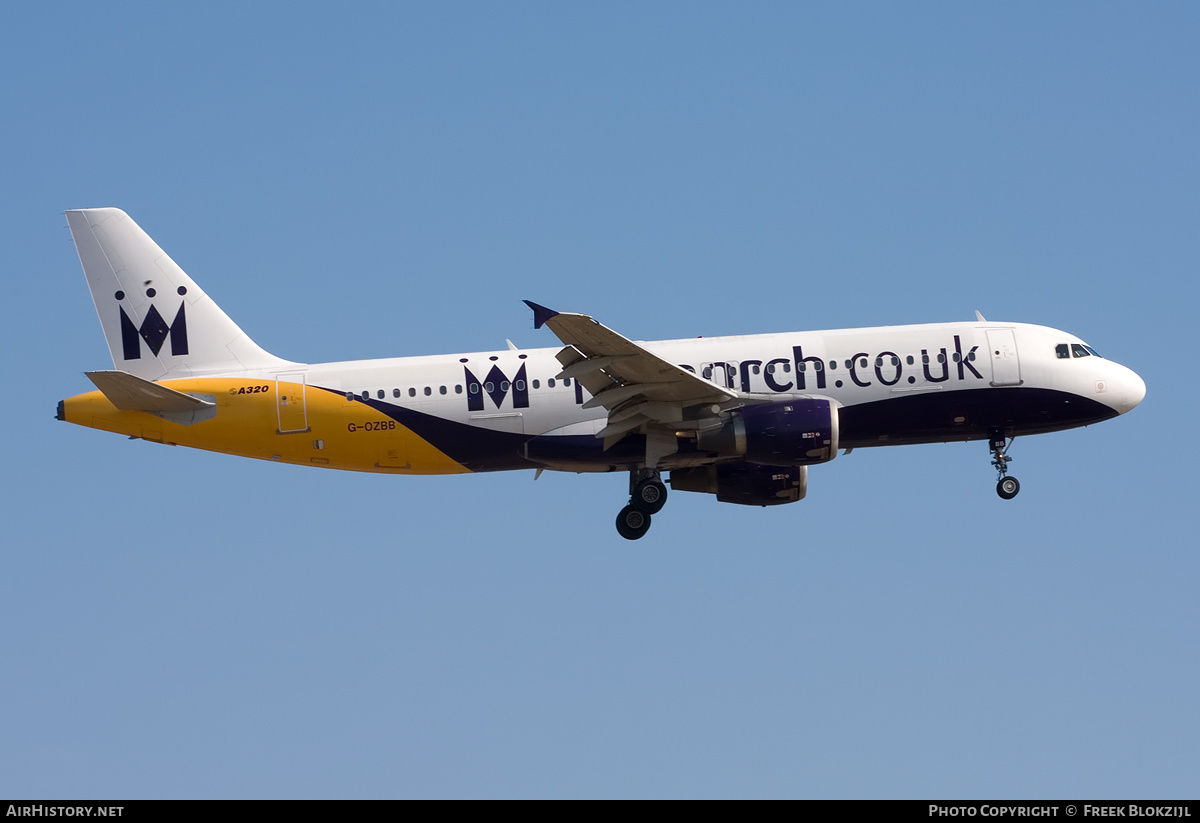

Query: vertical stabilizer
[66,208,294,380]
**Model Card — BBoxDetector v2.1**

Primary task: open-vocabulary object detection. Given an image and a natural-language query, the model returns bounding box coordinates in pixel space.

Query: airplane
[57,208,1146,539]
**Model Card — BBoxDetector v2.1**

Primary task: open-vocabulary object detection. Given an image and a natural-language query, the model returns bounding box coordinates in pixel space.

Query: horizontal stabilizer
[86,370,216,424]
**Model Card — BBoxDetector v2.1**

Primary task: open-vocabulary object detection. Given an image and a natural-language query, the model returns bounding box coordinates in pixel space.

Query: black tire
[997,476,1020,500]
[615,504,652,540]
[631,478,668,514]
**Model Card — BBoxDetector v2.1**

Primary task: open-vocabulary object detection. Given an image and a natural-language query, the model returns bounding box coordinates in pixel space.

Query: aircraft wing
[524,301,736,440]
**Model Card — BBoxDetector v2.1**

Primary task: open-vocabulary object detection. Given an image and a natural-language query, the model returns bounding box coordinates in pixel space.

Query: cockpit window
[1056,344,1070,359]
[1084,345,1102,358]
[1071,343,1090,358]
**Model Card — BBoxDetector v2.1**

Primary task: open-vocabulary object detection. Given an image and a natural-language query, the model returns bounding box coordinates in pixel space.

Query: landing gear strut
[989,430,1020,500]
[615,470,668,539]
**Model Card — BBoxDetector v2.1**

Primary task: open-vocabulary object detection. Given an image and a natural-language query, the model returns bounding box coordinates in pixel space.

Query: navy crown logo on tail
[117,287,189,360]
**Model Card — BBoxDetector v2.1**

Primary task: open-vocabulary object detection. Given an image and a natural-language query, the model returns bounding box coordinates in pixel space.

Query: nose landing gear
[615,470,668,539]
[990,431,1020,500]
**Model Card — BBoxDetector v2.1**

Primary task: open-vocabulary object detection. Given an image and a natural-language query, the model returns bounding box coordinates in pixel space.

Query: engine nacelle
[740,398,839,465]
[698,398,839,466]
[670,463,807,506]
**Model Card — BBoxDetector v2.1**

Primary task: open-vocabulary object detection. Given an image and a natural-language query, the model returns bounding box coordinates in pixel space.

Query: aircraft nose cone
[1118,368,1146,414]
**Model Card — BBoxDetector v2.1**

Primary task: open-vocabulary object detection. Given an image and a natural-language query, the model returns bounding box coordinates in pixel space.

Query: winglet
[523,300,559,330]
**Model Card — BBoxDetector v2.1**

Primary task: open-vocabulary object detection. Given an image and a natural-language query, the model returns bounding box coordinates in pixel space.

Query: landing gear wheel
[988,430,1020,500]
[997,476,1020,500]
[631,478,668,514]
[616,504,652,540]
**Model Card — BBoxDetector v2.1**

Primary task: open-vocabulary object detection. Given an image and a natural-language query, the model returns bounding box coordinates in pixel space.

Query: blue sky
[2,2,1197,798]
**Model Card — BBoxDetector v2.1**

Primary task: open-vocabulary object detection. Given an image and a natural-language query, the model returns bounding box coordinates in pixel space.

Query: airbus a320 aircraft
[58,208,1145,539]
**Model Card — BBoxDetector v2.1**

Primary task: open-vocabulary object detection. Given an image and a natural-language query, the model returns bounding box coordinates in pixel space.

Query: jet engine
[696,398,839,466]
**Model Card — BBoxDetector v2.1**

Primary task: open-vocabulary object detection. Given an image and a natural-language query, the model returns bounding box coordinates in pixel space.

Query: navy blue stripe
[316,385,1116,469]
[838,387,1118,448]
[316,387,645,472]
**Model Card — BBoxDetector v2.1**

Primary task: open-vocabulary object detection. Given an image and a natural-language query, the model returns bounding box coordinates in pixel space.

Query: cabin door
[276,372,309,433]
[985,330,1022,387]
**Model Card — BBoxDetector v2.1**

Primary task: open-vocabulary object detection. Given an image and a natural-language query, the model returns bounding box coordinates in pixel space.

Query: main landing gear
[989,430,1020,500]
[615,470,668,540]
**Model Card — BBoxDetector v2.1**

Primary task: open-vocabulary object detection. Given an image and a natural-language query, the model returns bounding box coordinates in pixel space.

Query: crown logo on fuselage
[464,363,529,411]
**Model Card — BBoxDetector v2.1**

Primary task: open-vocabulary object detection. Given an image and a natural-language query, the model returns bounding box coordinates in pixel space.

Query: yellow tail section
[60,377,470,475]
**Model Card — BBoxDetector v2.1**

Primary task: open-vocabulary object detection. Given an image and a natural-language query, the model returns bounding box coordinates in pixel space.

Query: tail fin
[66,208,294,381]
